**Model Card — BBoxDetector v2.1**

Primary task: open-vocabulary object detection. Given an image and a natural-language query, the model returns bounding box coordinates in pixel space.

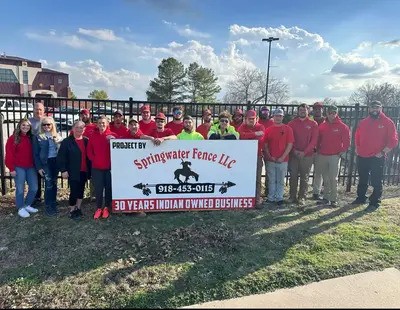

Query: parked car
[53,106,80,129]
[0,99,33,122]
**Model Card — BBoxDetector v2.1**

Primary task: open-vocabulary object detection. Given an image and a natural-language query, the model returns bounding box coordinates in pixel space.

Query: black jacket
[57,135,91,181]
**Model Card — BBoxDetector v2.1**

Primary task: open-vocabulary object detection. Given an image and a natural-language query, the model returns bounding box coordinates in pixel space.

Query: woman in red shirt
[5,119,39,218]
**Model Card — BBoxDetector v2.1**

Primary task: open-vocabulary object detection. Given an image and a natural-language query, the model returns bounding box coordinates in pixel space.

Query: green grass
[0,187,400,308]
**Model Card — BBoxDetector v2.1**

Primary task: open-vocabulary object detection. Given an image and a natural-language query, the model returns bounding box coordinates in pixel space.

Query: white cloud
[163,20,210,39]
[380,39,400,48]
[78,28,122,41]
[331,54,388,75]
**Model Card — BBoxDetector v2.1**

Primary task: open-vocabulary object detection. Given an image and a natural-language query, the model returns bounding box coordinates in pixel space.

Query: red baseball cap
[246,110,257,118]
[140,105,150,113]
[155,112,166,120]
[80,109,90,115]
[313,102,323,108]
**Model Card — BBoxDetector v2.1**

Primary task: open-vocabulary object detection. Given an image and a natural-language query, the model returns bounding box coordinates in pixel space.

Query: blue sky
[1,0,400,102]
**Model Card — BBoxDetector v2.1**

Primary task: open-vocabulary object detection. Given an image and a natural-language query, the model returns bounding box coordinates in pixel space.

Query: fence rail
[1,96,400,195]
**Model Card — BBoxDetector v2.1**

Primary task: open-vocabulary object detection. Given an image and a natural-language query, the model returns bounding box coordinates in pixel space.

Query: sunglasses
[42,123,52,127]
[219,119,229,123]
[173,111,182,115]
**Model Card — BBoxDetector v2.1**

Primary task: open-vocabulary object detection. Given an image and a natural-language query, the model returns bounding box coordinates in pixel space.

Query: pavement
[184,268,400,308]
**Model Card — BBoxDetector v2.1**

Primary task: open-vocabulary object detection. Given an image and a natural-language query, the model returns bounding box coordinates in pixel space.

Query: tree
[69,89,77,99]
[88,89,109,100]
[185,62,221,103]
[146,57,186,102]
[223,67,289,105]
[349,81,400,107]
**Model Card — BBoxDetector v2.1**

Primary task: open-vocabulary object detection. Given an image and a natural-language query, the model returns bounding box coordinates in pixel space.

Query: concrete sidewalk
[185,268,400,308]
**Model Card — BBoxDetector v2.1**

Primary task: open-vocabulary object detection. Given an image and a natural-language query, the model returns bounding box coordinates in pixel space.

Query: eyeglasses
[42,123,52,127]
[219,119,229,123]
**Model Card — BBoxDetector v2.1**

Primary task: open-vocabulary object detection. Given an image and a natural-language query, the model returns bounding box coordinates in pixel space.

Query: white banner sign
[110,139,258,212]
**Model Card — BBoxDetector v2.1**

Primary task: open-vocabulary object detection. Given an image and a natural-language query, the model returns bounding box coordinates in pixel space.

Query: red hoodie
[138,120,156,135]
[238,123,265,156]
[355,112,398,158]
[5,134,34,171]
[87,128,117,169]
[258,118,274,129]
[123,129,144,139]
[109,122,128,138]
[165,121,184,136]
[288,117,319,156]
[317,116,350,155]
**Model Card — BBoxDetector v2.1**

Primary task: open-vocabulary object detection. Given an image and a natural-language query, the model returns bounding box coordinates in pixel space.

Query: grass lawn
[0,186,400,308]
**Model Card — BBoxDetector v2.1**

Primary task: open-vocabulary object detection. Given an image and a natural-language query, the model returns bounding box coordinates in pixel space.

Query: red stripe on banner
[112,197,256,213]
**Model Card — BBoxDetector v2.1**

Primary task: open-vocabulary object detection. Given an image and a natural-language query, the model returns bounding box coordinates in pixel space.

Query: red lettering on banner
[112,197,255,213]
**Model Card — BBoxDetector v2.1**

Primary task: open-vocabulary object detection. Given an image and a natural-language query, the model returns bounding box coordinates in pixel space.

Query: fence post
[247,100,252,111]
[128,97,133,119]
[346,103,360,192]
[0,114,6,195]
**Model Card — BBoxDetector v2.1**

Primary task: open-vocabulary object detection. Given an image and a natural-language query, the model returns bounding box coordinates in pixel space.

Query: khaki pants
[256,157,263,203]
[316,154,341,202]
[289,155,314,200]
[313,153,323,195]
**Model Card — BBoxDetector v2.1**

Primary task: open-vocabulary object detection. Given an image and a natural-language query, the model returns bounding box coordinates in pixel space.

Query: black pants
[356,156,384,204]
[35,172,42,199]
[68,172,88,206]
[92,168,112,209]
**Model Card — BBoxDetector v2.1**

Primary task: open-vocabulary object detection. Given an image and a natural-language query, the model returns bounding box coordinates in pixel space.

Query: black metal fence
[1,96,400,195]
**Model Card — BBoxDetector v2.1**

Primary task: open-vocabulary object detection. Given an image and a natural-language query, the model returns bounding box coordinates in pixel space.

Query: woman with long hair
[33,116,63,216]
[57,121,91,220]
[5,119,39,218]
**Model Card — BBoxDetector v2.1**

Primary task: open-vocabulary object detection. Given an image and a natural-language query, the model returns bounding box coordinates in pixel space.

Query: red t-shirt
[264,124,294,162]
[139,120,156,135]
[109,123,128,138]
[149,128,175,138]
[75,138,87,172]
[165,121,184,135]
[196,123,212,139]
[123,129,144,139]
[258,118,274,129]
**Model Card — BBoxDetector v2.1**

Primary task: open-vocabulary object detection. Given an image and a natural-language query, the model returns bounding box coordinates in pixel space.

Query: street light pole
[262,37,279,105]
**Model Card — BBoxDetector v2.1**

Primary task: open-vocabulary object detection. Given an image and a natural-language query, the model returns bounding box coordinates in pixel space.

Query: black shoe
[276,200,284,206]
[76,208,83,217]
[317,199,330,206]
[32,198,42,207]
[366,203,380,212]
[330,201,339,208]
[312,194,322,200]
[350,198,367,205]
[69,209,80,219]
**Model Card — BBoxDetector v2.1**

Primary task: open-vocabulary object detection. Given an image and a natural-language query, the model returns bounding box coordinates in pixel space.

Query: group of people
[5,100,398,220]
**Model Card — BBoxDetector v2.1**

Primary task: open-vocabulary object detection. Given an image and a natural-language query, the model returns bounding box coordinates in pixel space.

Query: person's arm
[32,136,43,172]
[304,122,319,155]
[87,138,95,162]
[383,119,399,154]
[56,139,68,178]
[277,143,293,162]
[5,136,16,174]
[341,124,351,154]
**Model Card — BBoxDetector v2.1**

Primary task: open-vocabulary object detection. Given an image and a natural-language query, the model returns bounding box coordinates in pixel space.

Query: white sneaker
[24,206,39,213]
[18,208,30,218]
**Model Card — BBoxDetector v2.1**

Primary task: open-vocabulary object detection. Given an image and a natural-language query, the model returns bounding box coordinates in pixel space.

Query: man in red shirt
[311,101,325,200]
[109,110,128,138]
[264,108,294,205]
[311,102,325,125]
[138,104,156,135]
[258,106,274,129]
[238,110,265,207]
[315,105,350,207]
[147,112,177,145]
[123,118,145,139]
[231,108,244,131]
[352,100,398,210]
[288,103,319,205]
[196,108,213,139]
[165,106,184,135]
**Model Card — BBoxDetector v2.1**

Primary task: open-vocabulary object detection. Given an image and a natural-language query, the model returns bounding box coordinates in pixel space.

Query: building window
[0,69,18,83]
[23,70,28,84]
[58,78,63,84]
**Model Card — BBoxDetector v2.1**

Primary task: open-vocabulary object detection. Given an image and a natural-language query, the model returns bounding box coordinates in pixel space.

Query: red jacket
[196,123,212,139]
[238,123,265,157]
[317,116,350,155]
[138,120,156,135]
[258,118,274,129]
[87,128,117,169]
[288,117,319,156]
[5,134,35,171]
[83,123,97,139]
[109,122,128,138]
[355,112,398,158]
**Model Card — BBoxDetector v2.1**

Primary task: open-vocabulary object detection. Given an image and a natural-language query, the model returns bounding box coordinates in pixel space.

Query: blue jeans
[43,157,59,210]
[267,161,288,202]
[14,167,38,210]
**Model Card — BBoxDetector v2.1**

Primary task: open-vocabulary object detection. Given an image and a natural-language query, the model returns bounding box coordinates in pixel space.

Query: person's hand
[276,156,284,163]
[61,171,69,179]
[297,151,305,158]
[106,135,115,140]
[255,131,264,137]
[270,156,277,162]
[153,138,163,146]
[38,169,45,177]
[375,151,384,158]
[10,171,16,177]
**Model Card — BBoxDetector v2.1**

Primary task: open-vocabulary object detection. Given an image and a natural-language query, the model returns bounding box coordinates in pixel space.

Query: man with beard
[109,110,128,138]
[288,103,319,206]
[311,102,325,200]
[231,108,244,131]
[75,109,97,139]
[147,112,177,145]
[258,106,274,129]
[177,116,204,140]
[311,102,325,125]
[165,106,184,135]
[238,110,265,207]
[138,104,156,135]
[351,100,398,211]
[196,108,213,139]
